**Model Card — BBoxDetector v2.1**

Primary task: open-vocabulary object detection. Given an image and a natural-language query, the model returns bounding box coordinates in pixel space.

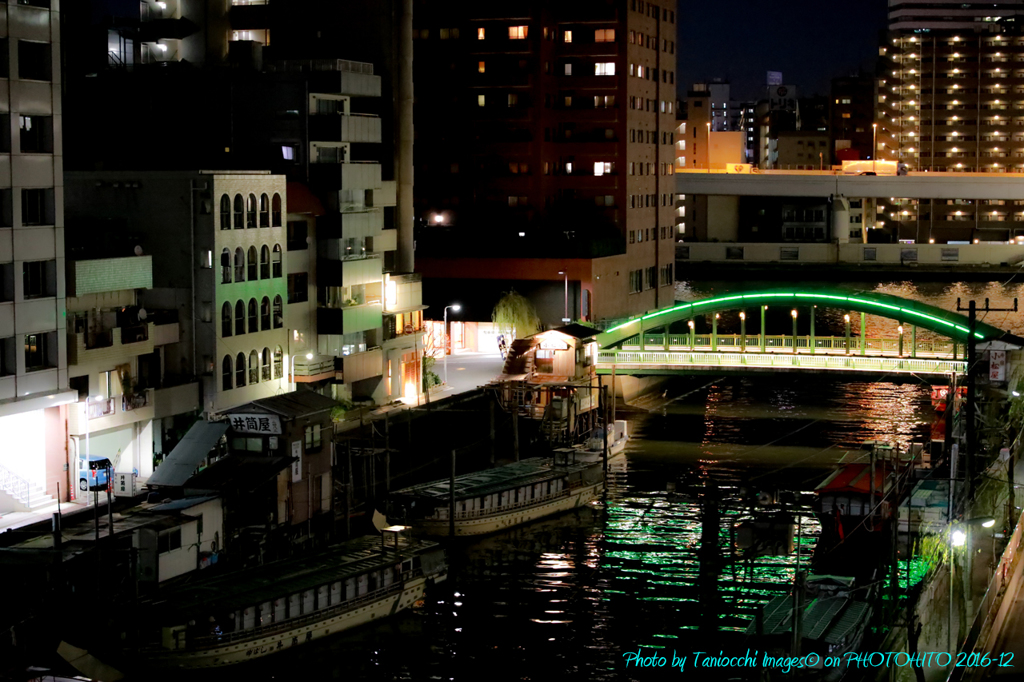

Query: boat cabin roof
[143,535,440,622]
[390,457,595,502]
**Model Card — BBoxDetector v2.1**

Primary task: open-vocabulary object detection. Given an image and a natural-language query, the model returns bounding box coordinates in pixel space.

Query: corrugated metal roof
[147,421,229,487]
[149,495,219,513]
[745,594,793,636]
[821,601,870,645]
[802,597,847,640]
[391,457,597,501]
[229,390,338,419]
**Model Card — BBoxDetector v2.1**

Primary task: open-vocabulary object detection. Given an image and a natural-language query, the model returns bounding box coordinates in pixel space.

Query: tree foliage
[492,289,540,340]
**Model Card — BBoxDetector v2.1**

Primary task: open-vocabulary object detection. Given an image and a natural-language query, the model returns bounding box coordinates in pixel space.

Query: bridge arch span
[597,288,1012,349]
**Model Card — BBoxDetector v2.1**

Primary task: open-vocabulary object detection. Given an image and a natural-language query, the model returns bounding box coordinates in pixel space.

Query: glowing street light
[443,303,462,385]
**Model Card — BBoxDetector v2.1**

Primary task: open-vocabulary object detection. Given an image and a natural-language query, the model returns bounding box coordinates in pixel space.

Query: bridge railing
[597,350,966,375]
[618,334,958,358]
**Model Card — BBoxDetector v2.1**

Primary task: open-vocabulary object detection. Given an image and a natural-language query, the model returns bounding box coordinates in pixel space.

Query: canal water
[177,376,937,681]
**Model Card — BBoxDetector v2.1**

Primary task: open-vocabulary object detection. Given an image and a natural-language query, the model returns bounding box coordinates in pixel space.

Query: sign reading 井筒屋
[229,413,283,435]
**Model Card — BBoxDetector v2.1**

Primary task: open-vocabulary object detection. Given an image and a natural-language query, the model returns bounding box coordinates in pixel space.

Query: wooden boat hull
[141,576,437,669]
[416,482,603,537]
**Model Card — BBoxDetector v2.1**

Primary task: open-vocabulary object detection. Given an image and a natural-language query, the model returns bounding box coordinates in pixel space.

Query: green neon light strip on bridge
[611,291,992,341]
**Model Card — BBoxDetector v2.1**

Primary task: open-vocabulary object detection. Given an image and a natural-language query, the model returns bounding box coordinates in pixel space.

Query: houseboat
[577,420,629,461]
[131,530,446,669]
[388,457,604,536]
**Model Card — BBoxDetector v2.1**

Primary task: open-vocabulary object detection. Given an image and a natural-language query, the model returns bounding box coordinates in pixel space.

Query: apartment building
[0,1,80,512]
[413,0,678,324]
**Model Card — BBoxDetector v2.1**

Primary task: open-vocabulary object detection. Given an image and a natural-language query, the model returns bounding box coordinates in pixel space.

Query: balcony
[317,303,382,335]
[264,60,381,97]
[68,255,153,297]
[384,272,423,315]
[67,323,156,367]
[316,255,382,286]
[68,390,156,436]
[339,347,383,383]
[310,161,381,195]
[293,357,336,383]
[153,382,200,420]
[309,113,382,144]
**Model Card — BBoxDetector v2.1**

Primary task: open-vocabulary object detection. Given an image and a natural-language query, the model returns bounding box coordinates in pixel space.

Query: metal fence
[598,350,965,376]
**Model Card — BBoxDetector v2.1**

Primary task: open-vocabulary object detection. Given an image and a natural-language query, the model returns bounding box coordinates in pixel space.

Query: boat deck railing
[178,568,427,649]
[432,481,595,521]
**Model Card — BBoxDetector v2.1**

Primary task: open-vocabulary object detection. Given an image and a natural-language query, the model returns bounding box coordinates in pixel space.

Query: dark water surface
[173,370,938,682]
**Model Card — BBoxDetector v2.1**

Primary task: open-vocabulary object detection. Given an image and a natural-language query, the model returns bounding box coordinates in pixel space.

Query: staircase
[0,464,53,513]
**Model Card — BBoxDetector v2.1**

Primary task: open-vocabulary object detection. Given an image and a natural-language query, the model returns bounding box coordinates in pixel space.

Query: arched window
[235,300,245,335]
[233,194,244,229]
[221,302,232,337]
[272,244,282,278]
[248,298,258,333]
[249,350,259,385]
[273,295,283,329]
[272,193,282,226]
[273,345,283,379]
[247,246,257,281]
[260,296,271,330]
[260,193,270,227]
[246,194,257,228]
[222,355,233,391]
[235,352,246,387]
[261,347,271,381]
[234,247,245,282]
[220,195,231,230]
[221,248,231,284]
[260,245,270,279]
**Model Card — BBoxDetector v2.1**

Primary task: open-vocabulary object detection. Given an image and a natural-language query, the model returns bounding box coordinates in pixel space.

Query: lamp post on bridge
[844,314,851,355]
[740,312,746,352]
[760,306,767,353]
[688,320,695,350]
[791,309,798,354]
[898,325,904,358]
[712,313,719,352]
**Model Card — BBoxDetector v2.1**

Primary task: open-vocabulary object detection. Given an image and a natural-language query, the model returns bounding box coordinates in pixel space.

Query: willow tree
[492,289,540,340]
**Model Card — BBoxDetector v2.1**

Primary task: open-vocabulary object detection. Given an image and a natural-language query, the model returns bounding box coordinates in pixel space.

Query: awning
[147,421,229,488]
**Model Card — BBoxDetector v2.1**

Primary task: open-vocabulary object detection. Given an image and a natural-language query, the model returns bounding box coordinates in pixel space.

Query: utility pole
[956,297,1017,504]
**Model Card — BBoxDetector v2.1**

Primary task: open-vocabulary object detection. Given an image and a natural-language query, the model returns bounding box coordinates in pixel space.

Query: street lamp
[898,325,904,357]
[844,314,851,355]
[739,311,746,352]
[558,271,569,323]
[872,123,878,173]
[443,303,461,385]
[688,320,695,350]
[791,309,798,354]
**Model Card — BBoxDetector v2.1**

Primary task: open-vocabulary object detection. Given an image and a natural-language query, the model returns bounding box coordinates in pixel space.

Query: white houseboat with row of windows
[132,530,446,669]
[388,457,604,536]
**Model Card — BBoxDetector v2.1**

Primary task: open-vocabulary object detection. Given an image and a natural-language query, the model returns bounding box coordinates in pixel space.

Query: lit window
[593,161,612,176]
[564,63,572,76]
[509,25,527,40]
[595,62,615,76]
[637,65,645,78]
[564,30,572,43]
[478,61,485,73]
[477,95,485,107]
[281,145,294,160]
[595,29,615,43]
[508,94,518,107]
[477,27,485,40]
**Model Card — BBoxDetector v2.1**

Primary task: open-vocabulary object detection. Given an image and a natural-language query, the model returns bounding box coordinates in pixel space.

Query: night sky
[676,0,890,100]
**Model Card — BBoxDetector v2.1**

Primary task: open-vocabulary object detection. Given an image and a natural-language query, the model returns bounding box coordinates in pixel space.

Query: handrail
[0,462,31,504]
[619,334,958,359]
[598,350,965,375]
[187,569,425,647]
[430,485,590,521]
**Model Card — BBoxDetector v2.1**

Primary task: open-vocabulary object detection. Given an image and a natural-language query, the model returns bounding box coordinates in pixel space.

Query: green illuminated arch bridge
[594,288,1023,377]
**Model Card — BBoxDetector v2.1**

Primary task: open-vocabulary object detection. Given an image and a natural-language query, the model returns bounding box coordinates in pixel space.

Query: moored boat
[388,457,604,536]
[574,420,629,462]
[131,529,446,669]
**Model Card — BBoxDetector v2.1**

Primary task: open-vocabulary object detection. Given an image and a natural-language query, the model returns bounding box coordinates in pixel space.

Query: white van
[842,160,898,176]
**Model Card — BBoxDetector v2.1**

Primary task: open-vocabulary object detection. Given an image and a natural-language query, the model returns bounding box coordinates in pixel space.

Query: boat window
[345,578,356,600]
[259,601,272,626]
[383,567,395,587]
[317,584,329,609]
[330,581,342,604]
[273,597,286,623]
[357,574,368,596]
[302,589,315,614]
[535,349,554,373]
[288,593,300,618]
[243,606,256,630]
[401,559,412,573]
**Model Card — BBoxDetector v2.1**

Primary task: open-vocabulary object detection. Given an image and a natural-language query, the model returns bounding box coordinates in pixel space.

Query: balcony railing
[88,398,116,420]
[121,324,150,345]
[86,330,114,350]
[122,391,149,413]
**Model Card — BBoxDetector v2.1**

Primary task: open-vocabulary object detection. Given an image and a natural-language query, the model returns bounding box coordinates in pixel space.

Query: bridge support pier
[810,307,815,355]
[712,314,718,352]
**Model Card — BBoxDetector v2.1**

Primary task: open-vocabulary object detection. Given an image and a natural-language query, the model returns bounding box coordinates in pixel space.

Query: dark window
[23,260,55,299]
[305,424,321,451]
[261,347,271,381]
[249,350,259,385]
[234,247,245,282]
[246,194,257,228]
[260,245,270,279]
[259,193,270,227]
[220,248,231,283]
[222,355,233,390]
[260,296,270,330]
[272,244,282,277]
[272,193,282,226]
[18,41,50,81]
[0,263,13,302]
[248,298,258,333]
[19,115,52,153]
[0,39,8,79]
[157,528,181,554]
[273,345,283,378]
[233,194,244,229]
[287,221,308,250]
[221,302,232,337]
[24,331,55,372]
[21,188,54,225]
[0,336,16,376]
[247,246,257,281]
[288,273,308,303]
[235,352,246,387]
[220,195,231,229]
[235,300,245,335]
[273,295,283,328]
